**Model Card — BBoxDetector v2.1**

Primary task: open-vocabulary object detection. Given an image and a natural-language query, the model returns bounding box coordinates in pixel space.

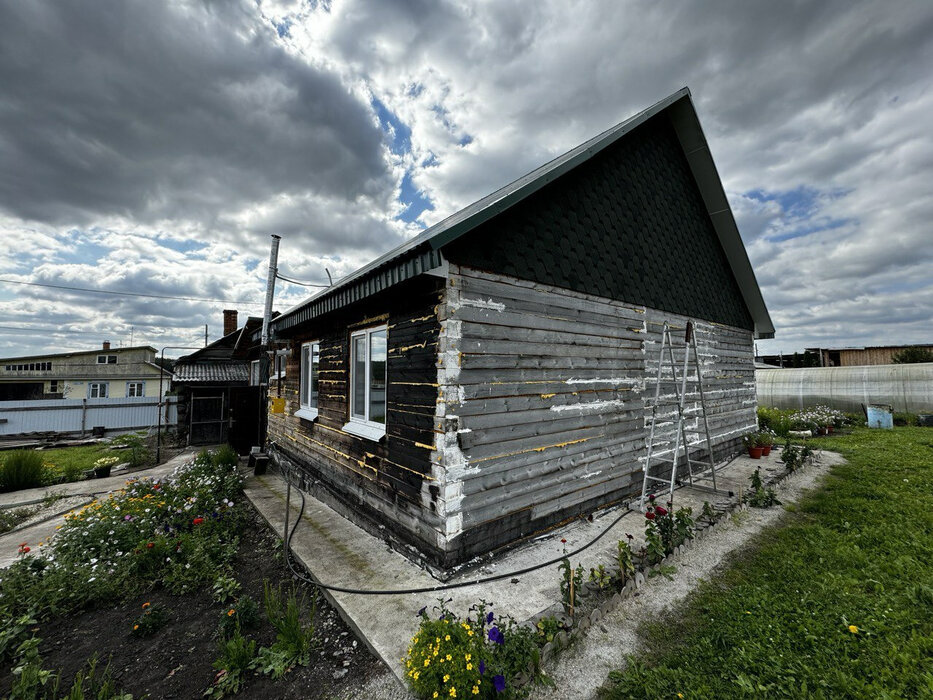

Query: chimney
[223,309,238,337]
[102,341,111,350]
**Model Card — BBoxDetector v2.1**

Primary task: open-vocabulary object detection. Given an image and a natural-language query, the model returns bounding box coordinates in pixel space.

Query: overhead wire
[0,278,265,305]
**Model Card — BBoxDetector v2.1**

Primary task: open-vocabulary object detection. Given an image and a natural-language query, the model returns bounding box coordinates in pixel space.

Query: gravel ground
[529,451,845,700]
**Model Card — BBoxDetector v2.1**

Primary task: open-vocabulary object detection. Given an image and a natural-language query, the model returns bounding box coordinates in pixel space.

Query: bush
[212,445,239,467]
[404,601,541,699]
[131,602,168,637]
[0,450,45,492]
[110,432,150,468]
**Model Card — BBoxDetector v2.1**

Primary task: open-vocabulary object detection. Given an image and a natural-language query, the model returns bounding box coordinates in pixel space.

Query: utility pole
[259,235,281,450]
[204,324,208,347]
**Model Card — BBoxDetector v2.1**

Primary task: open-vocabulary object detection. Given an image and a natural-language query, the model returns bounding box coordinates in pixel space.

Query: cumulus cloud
[1,0,931,358]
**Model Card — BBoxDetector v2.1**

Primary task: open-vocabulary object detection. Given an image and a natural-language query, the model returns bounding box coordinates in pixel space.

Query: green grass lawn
[601,427,933,699]
[37,444,113,482]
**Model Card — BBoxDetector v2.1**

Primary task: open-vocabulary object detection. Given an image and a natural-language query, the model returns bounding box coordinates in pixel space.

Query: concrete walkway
[0,448,204,568]
[243,450,789,685]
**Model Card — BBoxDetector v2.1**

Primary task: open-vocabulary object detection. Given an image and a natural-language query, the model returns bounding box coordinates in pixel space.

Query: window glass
[369,329,387,424]
[352,335,367,419]
[309,343,319,408]
[299,345,310,406]
[127,382,144,397]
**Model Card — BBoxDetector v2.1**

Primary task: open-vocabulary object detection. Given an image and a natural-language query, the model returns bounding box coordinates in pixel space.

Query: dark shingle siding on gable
[444,115,754,330]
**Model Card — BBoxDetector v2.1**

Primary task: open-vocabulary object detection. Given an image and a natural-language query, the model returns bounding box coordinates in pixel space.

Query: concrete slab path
[0,447,206,568]
[243,450,791,686]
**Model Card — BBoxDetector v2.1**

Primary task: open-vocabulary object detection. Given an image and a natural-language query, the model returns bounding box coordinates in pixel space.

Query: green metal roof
[273,87,774,338]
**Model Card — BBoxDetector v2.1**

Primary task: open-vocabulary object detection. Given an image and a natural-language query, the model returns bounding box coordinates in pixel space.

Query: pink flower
[655,506,668,517]
[645,512,655,520]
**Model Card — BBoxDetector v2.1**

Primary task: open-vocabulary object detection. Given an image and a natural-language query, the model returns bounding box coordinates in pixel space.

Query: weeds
[1,451,45,492]
[252,582,317,678]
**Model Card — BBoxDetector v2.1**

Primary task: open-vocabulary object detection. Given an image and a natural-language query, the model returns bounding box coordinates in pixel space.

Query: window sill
[295,407,319,422]
[342,420,385,442]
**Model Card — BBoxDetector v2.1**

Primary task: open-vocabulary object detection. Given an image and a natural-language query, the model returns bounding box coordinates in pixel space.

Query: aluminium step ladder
[636,320,724,511]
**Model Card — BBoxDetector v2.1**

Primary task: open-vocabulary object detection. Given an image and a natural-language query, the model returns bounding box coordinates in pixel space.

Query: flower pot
[747,446,763,459]
[94,465,112,479]
[761,445,771,456]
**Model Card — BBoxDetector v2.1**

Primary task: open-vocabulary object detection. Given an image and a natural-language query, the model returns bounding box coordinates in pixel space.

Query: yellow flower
[467,663,473,671]
[678,694,684,699]
[445,634,451,641]
[472,688,479,696]
[423,659,430,667]
[446,654,452,661]
[433,694,438,699]
[413,671,420,680]
[443,674,450,683]
[450,689,457,697]
[848,625,859,634]
[464,654,471,661]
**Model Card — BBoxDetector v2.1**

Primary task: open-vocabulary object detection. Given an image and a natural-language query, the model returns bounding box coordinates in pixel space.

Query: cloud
[1,0,932,359]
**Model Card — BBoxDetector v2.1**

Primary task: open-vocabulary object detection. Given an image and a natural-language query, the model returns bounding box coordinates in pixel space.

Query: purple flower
[417,606,426,617]
[493,674,506,693]
[486,611,494,625]
[488,626,504,645]
[479,660,485,675]
[124,515,132,521]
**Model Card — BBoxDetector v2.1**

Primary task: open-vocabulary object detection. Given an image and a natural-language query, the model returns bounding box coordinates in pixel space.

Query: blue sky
[0,0,931,358]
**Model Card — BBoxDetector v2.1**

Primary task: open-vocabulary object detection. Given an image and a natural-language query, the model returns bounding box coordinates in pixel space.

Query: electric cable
[0,278,264,305]
[277,458,635,596]
[275,272,329,288]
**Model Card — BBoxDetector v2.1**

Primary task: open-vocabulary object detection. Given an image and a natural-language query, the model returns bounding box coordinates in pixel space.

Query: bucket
[866,404,893,429]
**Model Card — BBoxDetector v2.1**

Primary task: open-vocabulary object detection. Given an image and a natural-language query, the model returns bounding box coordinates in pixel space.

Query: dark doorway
[190,391,227,445]
[229,386,261,454]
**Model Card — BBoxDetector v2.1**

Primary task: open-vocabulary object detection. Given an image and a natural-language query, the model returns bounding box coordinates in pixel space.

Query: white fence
[0,396,178,437]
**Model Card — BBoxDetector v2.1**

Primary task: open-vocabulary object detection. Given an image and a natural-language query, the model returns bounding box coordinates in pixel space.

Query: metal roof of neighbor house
[172,363,250,384]
[273,87,774,339]
[0,346,158,363]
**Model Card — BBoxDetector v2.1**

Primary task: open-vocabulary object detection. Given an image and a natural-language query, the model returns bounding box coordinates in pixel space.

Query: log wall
[267,276,447,559]
[434,265,756,563]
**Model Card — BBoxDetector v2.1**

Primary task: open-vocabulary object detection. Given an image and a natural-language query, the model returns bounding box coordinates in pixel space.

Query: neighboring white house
[0,343,167,401]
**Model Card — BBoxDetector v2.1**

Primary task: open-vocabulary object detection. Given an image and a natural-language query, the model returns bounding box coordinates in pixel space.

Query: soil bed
[0,506,395,699]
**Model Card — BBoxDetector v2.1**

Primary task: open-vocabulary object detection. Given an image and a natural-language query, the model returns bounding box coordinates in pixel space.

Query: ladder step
[645,475,672,483]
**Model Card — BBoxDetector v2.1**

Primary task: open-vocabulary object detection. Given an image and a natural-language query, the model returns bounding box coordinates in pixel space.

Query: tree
[891,346,933,364]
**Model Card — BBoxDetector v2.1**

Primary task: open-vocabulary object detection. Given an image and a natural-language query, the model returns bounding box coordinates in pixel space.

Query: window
[126,381,144,397]
[343,326,386,441]
[97,355,117,364]
[296,341,320,421]
[249,360,261,386]
[49,380,61,393]
[88,382,109,398]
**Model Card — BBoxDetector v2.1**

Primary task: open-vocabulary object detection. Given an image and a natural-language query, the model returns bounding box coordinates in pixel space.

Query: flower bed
[0,449,243,628]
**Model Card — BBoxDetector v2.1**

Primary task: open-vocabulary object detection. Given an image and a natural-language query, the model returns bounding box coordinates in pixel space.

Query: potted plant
[743,433,763,459]
[92,456,119,479]
[755,431,774,456]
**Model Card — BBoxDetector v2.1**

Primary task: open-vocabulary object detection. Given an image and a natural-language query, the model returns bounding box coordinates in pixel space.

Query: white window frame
[296,341,320,421]
[342,325,387,441]
[88,382,109,399]
[249,360,261,386]
[126,381,144,397]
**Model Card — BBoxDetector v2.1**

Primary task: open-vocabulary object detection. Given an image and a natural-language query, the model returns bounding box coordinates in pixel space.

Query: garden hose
[278,459,635,596]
